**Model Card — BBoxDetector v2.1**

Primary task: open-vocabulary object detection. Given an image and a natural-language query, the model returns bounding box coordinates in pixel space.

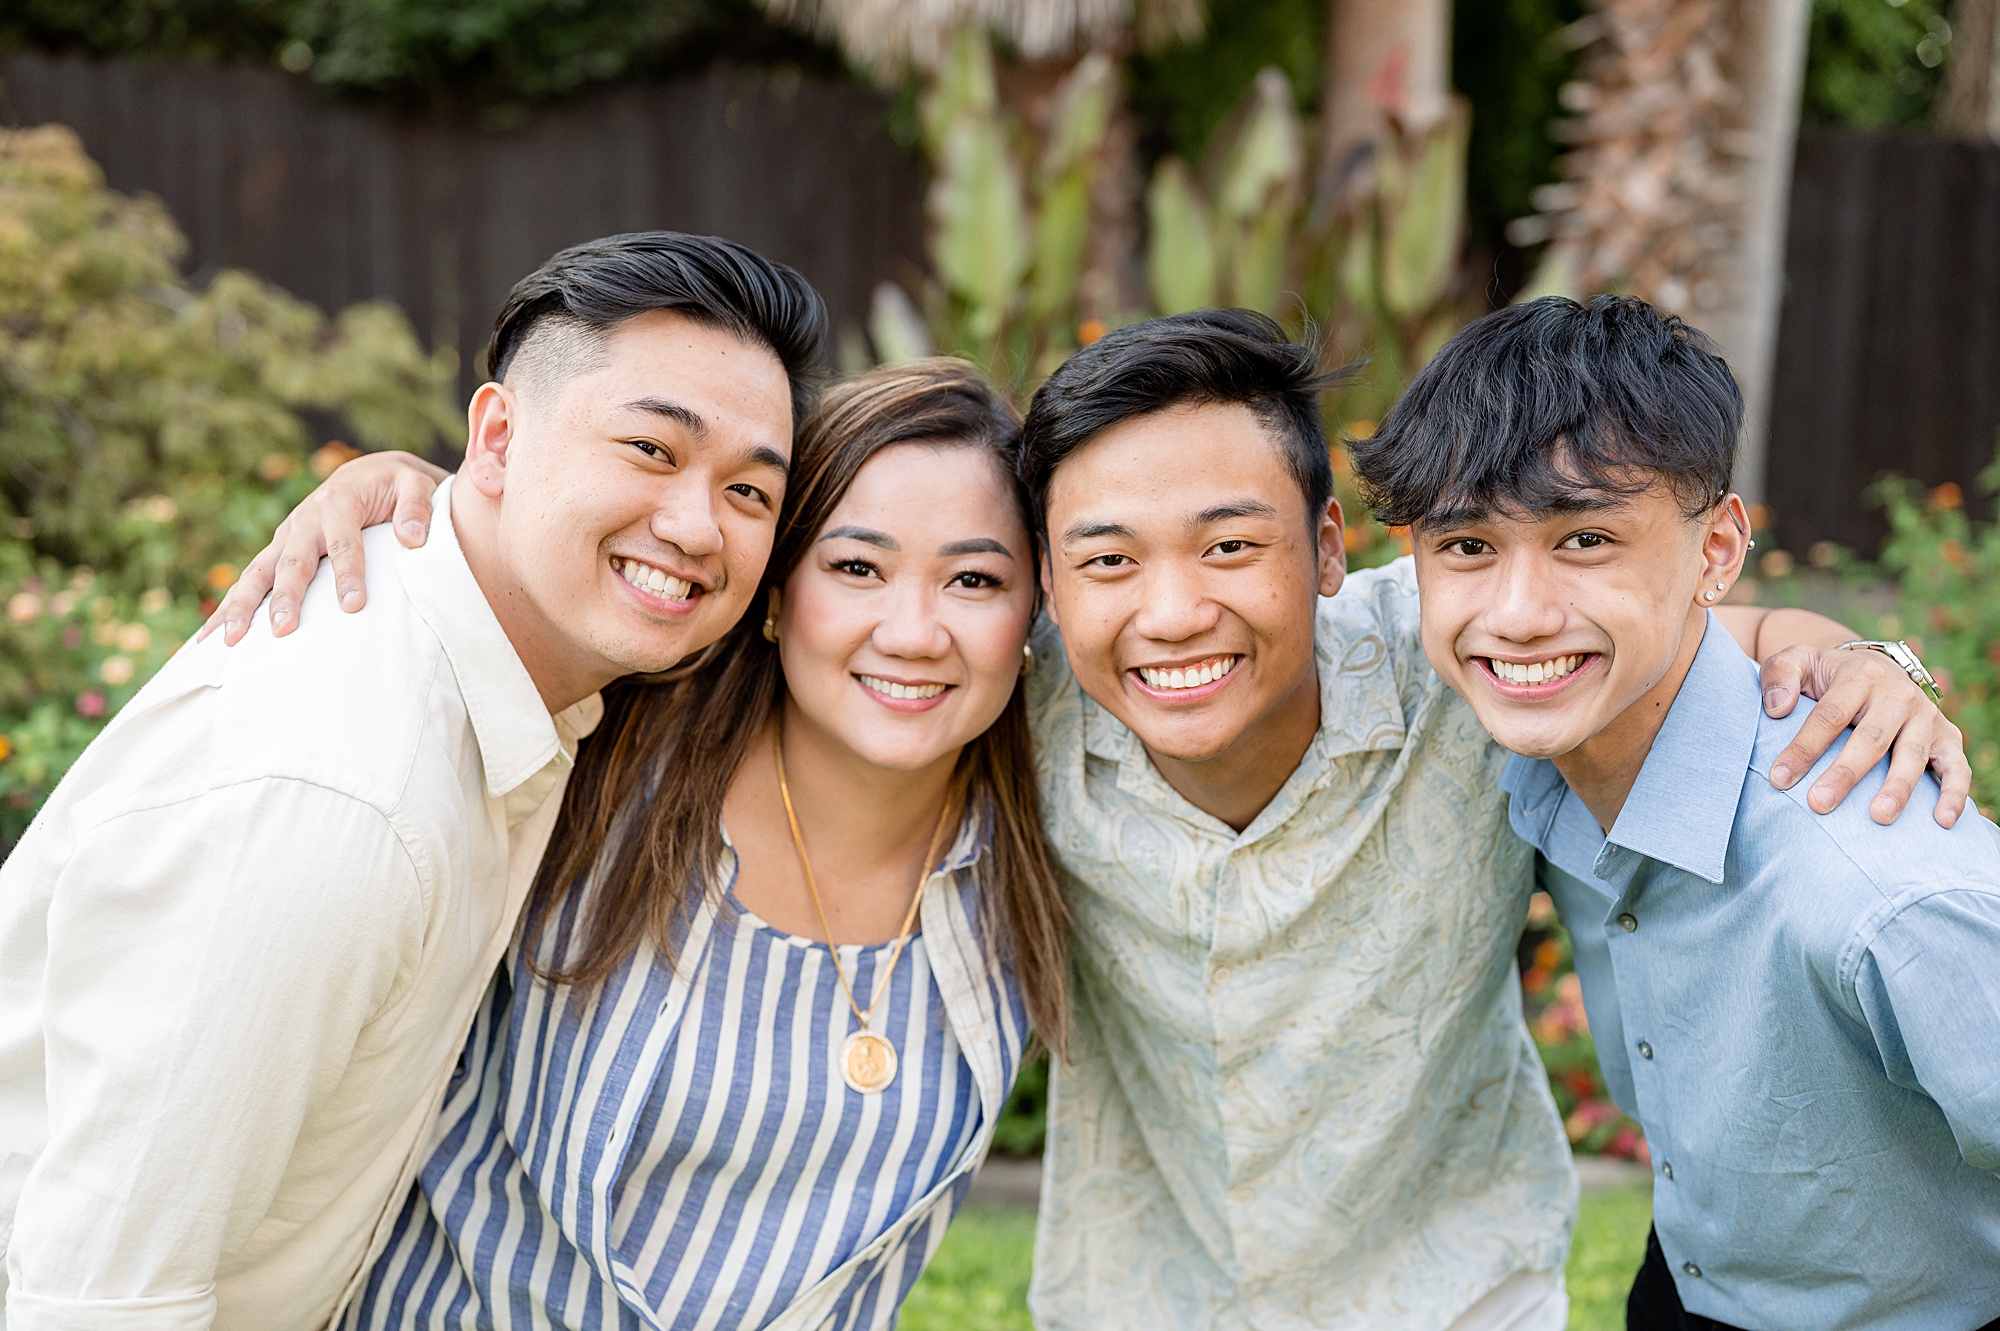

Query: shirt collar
[1603,612,1762,884]
[1503,612,1760,887]
[398,476,601,798]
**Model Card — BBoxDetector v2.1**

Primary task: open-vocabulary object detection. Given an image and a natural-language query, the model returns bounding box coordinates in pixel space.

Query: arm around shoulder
[7,779,421,1326]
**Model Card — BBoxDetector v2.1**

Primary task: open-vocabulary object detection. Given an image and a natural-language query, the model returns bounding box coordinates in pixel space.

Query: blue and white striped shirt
[344,815,1028,1331]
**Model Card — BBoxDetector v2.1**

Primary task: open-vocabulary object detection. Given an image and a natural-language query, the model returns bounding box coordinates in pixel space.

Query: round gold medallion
[840,1029,899,1095]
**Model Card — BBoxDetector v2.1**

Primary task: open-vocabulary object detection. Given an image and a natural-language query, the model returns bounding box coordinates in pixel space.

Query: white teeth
[860,675,947,701]
[1137,656,1239,691]
[1492,654,1585,686]
[615,557,693,601]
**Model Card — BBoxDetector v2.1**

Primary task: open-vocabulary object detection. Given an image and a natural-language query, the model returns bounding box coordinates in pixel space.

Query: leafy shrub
[0,125,460,845]
[1872,456,2000,805]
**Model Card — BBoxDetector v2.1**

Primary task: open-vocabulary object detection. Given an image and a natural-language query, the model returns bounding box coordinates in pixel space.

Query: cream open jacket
[0,480,598,1330]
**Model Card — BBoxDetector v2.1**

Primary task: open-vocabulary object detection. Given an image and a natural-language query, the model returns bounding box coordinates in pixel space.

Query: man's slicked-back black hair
[485,231,829,423]
[1017,309,1341,532]
[1350,295,1743,530]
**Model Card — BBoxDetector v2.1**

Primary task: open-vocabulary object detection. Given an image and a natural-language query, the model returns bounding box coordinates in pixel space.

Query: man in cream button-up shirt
[0,491,595,1330]
[0,231,822,1330]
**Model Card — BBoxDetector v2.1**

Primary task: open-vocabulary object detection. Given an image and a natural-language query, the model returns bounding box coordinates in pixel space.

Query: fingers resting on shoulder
[196,451,450,646]
[1758,644,1970,830]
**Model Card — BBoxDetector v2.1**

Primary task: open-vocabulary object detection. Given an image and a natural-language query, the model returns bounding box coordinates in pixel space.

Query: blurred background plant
[0,124,460,846]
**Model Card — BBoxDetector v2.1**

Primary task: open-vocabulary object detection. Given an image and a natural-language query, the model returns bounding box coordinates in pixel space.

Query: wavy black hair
[1350,295,1743,530]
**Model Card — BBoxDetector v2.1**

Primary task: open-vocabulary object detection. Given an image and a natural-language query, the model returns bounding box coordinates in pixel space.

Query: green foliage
[1452,0,1585,255]
[0,125,459,841]
[1872,455,2000,804]
[895,29,1120,386]
[0,0,833,107]
[992,1051,1049,1156]
[1803,0,1954,129]
[1127,0,1323,168]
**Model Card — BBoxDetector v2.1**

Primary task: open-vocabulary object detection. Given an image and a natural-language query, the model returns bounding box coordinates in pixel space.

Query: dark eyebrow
[1190,499,1279,528]
[938,537,1015,559]
[818,524,898,551]
[744,444,790,477]
[618,397,708,437]
[1060,519,1135,545]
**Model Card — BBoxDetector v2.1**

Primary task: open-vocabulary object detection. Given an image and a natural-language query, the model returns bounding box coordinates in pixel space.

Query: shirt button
[1637,1040,1654,1060]
[1617,913,1638,932]
[1661,1160,1674,1181]
[1213,966,1233,983]
[1682,1262,1703,1279]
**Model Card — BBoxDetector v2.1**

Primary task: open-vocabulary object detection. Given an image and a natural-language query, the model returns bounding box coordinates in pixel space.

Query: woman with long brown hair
[297,359,1069,1329]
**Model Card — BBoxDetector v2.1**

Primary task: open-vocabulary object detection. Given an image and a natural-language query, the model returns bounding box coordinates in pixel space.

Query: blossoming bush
[0,125,460,847]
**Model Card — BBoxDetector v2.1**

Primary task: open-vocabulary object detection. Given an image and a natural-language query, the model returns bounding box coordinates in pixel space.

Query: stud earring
[1020,642,1034,677]
[762,614,778,643]
[1704,591,1716,601]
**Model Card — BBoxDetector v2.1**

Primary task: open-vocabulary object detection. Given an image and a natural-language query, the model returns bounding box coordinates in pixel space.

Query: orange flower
[310,441,362,479]
[1931,481,1964,510]
[1076,319,1108,346]
[1343,523,1374,553]
[1941,539,1970,571]
[1346,419,1377,441]
[0,734,11,763]
[206,563,238,592]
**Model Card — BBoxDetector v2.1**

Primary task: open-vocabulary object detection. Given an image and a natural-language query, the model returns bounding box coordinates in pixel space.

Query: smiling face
[1041,401,1345,779]
[460,308,794,706]
[773,442,1035,775]
[1412,478,1751,762]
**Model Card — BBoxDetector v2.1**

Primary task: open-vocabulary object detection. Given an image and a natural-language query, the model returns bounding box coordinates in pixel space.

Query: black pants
[1628,1226,2000,1331]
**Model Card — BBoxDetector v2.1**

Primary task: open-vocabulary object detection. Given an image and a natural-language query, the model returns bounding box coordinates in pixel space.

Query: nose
[1486,551,1566,644]
[871,580,953,661]
[1128,559,1222,645]
[647,480,724,560]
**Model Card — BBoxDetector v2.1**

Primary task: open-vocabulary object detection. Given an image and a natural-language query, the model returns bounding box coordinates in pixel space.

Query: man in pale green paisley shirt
[208,306,1969,1331]
[1012,310,1970,1330]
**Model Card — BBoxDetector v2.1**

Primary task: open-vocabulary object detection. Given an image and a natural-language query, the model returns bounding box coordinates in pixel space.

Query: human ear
[462,383,518,500]
[1695,493,1752,607]
[1317,496,1349,597]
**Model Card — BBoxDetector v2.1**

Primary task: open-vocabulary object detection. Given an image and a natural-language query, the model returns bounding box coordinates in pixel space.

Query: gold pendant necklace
[774,726,955,1096]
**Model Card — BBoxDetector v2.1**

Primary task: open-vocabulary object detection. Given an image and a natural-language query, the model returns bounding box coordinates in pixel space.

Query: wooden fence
[1767,129,2000,553]
[0,53,926,403]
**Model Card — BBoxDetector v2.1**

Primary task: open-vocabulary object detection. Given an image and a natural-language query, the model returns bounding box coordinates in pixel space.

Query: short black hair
[485,231,828,425]
[1350,295,1742,530]
[1017,309,1340,533]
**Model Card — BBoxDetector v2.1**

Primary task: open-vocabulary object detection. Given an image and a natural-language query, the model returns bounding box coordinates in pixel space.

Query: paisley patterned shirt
[1026,557,1576,1331]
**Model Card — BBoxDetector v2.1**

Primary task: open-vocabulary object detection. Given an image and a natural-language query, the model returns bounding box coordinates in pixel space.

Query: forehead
[556,309,792,423]
[1046,401,1297,522]
[829,442,1024,534]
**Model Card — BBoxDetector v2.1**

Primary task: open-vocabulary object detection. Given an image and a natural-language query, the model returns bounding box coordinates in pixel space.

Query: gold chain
[773,724,955,1031]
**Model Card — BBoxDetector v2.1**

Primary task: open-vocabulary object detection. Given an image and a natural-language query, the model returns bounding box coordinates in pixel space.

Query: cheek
[779,581,873,682]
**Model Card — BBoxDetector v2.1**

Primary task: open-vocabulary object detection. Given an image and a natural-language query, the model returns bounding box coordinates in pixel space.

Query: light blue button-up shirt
[1504,614,2000,1331]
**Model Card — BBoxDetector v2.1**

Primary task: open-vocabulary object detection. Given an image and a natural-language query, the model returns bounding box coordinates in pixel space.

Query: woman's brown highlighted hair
[529,357,1070,1054]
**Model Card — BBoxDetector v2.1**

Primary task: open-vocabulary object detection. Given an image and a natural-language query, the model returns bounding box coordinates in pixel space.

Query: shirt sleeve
[1851,887,2000,1174]
[6,778,422,1329]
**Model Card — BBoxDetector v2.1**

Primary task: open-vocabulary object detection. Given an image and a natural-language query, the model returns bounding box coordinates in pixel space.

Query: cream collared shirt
[0,478,599,1330]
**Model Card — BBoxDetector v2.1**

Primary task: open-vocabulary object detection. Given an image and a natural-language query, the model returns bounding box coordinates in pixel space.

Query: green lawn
[900,1185,1653,1331]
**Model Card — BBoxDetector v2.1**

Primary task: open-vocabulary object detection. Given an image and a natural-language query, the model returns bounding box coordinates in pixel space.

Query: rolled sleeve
[1852,888,2000,1173]
[6,778,420,1325]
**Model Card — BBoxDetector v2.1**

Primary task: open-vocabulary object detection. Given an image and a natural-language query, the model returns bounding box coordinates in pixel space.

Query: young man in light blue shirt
[1354,294,2000,1331]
